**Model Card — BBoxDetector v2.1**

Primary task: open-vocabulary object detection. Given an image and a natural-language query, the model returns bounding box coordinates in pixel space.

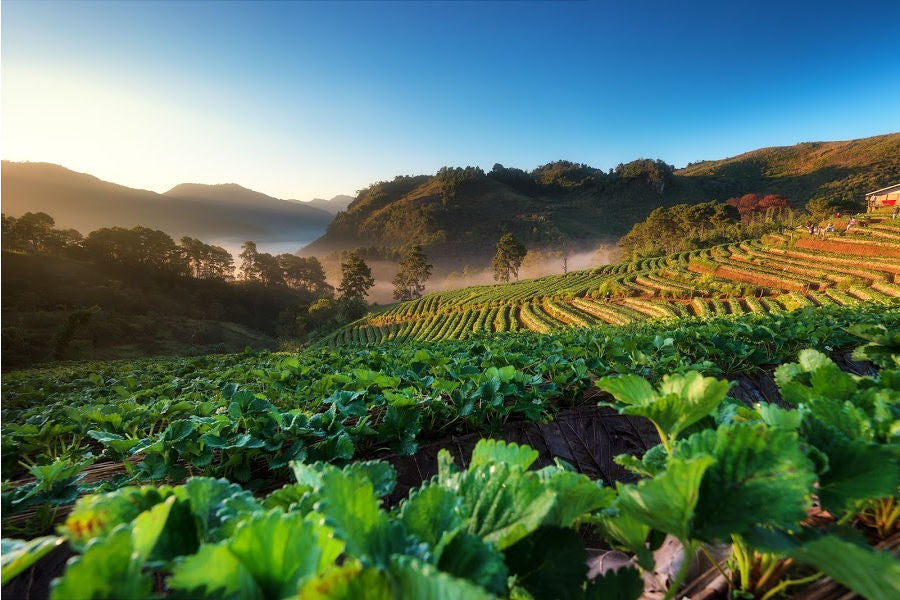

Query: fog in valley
[319,245,621,305]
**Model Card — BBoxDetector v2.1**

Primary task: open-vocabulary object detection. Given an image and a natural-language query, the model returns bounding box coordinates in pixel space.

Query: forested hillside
[304,133,900,267]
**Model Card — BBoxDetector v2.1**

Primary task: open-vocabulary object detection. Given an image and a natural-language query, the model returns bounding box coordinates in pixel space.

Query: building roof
[867,183,900,195]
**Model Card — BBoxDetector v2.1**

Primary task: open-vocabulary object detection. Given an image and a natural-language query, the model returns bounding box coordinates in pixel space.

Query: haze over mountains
[1,162,341,245]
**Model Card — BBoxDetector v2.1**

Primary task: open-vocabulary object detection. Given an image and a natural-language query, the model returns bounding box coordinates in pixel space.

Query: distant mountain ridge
[303,195,355,214]
[1,162,336,243]
[302,132,900,264]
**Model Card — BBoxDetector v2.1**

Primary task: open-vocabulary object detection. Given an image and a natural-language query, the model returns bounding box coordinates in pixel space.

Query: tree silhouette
[239,241,261,282]
[492,233,527,282]
[392,245,433,301]
[338,251,375,300]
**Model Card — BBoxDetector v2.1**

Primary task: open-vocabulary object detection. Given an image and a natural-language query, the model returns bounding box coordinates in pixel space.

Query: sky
[2,0,899,201]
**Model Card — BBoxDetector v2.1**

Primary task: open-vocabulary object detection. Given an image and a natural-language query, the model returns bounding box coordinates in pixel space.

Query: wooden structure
[866,183,900,212]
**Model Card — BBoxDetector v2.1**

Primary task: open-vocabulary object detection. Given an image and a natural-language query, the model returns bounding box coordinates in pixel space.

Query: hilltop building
[866,183,900,212]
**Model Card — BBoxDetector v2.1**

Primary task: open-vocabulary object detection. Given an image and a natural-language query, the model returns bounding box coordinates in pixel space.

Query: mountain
[1,162,334,243]
[303,194,355,214]
[302,133,900,265]
[675,133,900,200]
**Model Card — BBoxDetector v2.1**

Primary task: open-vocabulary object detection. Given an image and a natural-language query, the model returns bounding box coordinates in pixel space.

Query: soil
[795,237,900,258]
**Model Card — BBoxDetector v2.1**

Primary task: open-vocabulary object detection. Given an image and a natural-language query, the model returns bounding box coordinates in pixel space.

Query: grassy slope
[676,133,900,201]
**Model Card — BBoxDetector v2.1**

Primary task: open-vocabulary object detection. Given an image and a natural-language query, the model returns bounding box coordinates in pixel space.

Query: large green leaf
[596,374,658,406]
[455,462,557,550]
[790,535,900,600]
[437,531,508,595]
[470,438,539,470]
[297,560,392,599]
[228,511,343,597]
[397,482,463,550]
[615,456,713,541]
[390,555,494,600]
[503,526,588,600]
[802,420,900,515]
[131,495,199,562]
[342,461,397,499]
[849,323,900,369]
[599,372,731,444]
[1,535,63,584]
[775,350,861,412]
[61,485,175,550]
[314,468,396,566]
[168,510,343,599]
[51,527,152,600]
[677,424,815,542]
[168,544,256,599]
[262,483,316,514]
[756,403,804,430]
[179,477,261,542]
[594,505,654,571]
[536,468,615,527]
[379,405,421,455]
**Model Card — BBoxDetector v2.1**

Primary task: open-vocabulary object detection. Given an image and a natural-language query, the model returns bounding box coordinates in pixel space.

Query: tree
[1,214,16,240]
[726,194,793,222]
[492,233,527,282]
[84,226,187,274]
[277,254,332,295]
[806,197,858,220]
[239,241,261,282]
[205,245,235,280]
[181,237,235,280]
[392,245,432,301]
[255,252,284,287]
[47,228,84,255]
[9,212,56,252]
[338,251,375,300]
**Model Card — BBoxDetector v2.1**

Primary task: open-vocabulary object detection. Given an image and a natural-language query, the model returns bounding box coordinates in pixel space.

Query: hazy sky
[3,0,899,200]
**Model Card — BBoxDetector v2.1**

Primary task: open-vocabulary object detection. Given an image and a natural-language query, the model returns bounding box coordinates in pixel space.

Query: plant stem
[731,535,751,591]
[663,540,695,600]
[651,421,671,454]
[756,556,791,593]
[699,544,731,583]
[759,571,823,600]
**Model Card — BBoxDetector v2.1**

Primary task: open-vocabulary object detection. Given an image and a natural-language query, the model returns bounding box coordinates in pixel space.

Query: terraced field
[331,212,900,344]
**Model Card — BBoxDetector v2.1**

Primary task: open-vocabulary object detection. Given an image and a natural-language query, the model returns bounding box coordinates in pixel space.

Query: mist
[318,244,622,306]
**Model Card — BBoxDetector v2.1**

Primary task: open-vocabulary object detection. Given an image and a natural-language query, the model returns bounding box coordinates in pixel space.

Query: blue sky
[3,0,899,200]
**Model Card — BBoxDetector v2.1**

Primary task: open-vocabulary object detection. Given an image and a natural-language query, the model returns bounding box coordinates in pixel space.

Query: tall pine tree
[492,233,527,282]
[338,251,375,300]
[392,245,433,301]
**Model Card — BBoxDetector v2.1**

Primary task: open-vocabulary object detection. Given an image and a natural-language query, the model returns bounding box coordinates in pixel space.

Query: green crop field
[332,212,900,345]
[2,213,899,600]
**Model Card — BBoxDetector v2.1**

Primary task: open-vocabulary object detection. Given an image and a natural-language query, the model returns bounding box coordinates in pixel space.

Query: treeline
[1,213,368,368]
[2,212,330,294]
[618,194,796,259]
[430,158,675,196]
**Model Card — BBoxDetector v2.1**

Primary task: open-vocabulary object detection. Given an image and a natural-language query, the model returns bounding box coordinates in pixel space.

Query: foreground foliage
[3,341,898,599]
[2,304,898,537]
